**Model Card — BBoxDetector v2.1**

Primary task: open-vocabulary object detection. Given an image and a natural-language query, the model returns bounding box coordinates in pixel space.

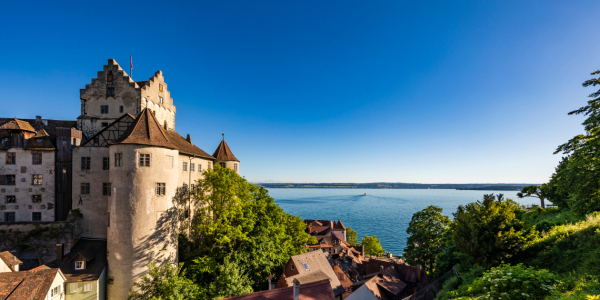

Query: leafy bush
[548,274,600,300]
[438,264,559,300]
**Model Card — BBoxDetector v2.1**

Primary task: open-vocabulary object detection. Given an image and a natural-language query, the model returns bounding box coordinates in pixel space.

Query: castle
[0,59,240,299]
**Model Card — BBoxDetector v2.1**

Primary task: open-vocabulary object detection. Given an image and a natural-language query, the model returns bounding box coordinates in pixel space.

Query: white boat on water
[363,193,367,196]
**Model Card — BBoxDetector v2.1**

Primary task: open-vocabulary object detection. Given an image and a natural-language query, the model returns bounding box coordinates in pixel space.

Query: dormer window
[291,264,294,271]
[75,261,85,270]
[107,71,113,82]
[35,138,42,143]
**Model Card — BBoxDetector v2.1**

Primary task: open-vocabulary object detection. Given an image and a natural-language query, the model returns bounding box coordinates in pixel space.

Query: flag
[130,56,133,70]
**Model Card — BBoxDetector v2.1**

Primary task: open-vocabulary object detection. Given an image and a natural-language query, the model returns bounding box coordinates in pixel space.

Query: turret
[212,133,239,173]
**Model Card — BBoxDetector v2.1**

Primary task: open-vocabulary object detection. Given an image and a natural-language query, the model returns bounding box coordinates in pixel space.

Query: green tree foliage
[128,262,200,300]
[346,227,359,246]
[182,165,316,298]
[517,185,550,208]
[452,194,536,268]
[360,235,385,256]
[546,156,571,209]
[554,70,600,215]
[403,205,451,274]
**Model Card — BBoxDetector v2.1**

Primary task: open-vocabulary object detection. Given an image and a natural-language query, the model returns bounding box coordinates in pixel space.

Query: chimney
[293,278,300,300]
[268,274,273,290]
[379,265,384,277]
[56,244,64,262]
[186,134,192,143]
[36,116,41,123]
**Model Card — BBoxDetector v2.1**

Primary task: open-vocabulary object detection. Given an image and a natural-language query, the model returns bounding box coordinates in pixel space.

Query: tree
[546,156,570,209]
[360,235,385,256]
[183,165,316,297]
[404,205,451,274]
[128,262,200,300]
[346,227,359,246]
[452,194,536,268]
[554,70,600,214]
[517,185,550,208]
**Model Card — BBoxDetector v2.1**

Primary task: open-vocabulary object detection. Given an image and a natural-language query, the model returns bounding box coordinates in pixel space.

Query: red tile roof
[221,279,335,300]
[0,118,36,132]
[112,108,177,149]
[213,138,239,161]
[0,268,62,300]
[0,251,22,272]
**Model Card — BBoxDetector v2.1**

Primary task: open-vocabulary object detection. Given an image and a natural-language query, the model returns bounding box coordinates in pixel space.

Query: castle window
[182,183,188,193]
[36,138,42,143]
[139,154,150,167]
[70,283,78,293]
[32,212,41,221]
[32,195,41,203]
[103,157,110,170]
[234,163,238,172]
[103,183,111,196]
[84,282,92,292]
[107,71,113,82]
[81,183,90,195]
[4,212,15,222]
[156,183,166,195]
[208,162,212,169]
[159,84,163,92]
[101,105,109,114]
[50,286,60,298]
[75,261,85,270]
[182,162,188,172]
[114,153,122,167]
[291,264,294,271]
[32,153,42,165]
[6,196,16,203]
[159,96,163,104]
[120,106,124,113]
[102,122,109,127]
[198,164,202,173]
[190,163,195,172]
[219,162,226,168]
[107,212,110,227]
[0,175,16,185]
[94,136,99,145]
[32,174,42,185]
[6,153,15,165]
[81,157,91,170]
[106,87,115,96]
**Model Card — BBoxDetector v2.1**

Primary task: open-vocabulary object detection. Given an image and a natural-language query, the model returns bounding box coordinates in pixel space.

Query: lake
[268,188,538,255]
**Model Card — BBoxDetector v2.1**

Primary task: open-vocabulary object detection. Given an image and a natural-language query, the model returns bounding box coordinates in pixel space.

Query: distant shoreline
[257,183,534,190]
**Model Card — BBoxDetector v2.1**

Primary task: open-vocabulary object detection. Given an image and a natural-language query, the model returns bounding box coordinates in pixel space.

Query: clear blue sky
[1,1,598,183]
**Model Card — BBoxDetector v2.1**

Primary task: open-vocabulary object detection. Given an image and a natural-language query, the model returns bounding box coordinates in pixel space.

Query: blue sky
[1,1,598,183]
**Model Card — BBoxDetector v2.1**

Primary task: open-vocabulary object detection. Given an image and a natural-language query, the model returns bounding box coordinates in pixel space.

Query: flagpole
[130,55,133,80]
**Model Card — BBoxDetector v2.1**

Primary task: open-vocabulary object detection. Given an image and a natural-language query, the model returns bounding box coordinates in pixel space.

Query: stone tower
[212,134,240,173]
[78,59,176,138]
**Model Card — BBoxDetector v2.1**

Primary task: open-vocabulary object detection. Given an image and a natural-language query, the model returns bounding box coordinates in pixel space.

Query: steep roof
[334,219,346,230]
[285,250,345,296]
[221,279,335,300]
[0,268,62,300]
[0,251,22,272]
[0,118,36,132]
[111,108,177,149]
[213,136,239,162]
[0,118,76,136]
[165,131,215,160]
[46,238,107,283]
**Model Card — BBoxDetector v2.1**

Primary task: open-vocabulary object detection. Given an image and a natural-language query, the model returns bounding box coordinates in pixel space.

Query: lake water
[268,188,537,255]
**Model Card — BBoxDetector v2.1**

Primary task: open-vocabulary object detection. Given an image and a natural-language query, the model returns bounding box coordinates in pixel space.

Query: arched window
[107,71,113,82]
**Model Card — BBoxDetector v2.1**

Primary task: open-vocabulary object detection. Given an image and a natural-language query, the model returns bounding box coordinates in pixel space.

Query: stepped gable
[165,131,215,159]
[80,59,137,96]
[213,136,239,161]
[111,108,177,149]
[0,118,36,132]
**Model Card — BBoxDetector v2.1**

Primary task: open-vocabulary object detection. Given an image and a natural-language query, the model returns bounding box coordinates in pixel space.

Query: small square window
[84,282,92,292]
[114,153,122,167]
[70,283,78,293]
[156,183,166,195]
[50,286,60,297]
[32,174,42,185]
[32,212,42,221]
[101,105,109,114]
[139,154,150,167]
[6,153,15,165]
[182,162,188,172]
[32,195,42,203]
[6,196,16,203]
[4,212,15,222]
[81,157,91,170]
[32,153,42,165]
[103,183,111,196]
[75,261,85,270]
[103,157,110,170]
[35,138,42,143]
[220,162,226,168]
[106,87,115,96]
[81,183,90,195]
[119,106,124,113]
[102,122,109,127]
[190,163,195,172]
[0,175,16,186]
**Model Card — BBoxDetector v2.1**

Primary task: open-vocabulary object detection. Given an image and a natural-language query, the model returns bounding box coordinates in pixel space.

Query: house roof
[332,265,353,289]
[0,268,62,300]
[220,279,335,300]
[0,251,22,272]
[284,250,345,296]
[0,118,77,136]
[334,219,346,230]
[47,238,107,283]
[212,137,239,161]
[165,130,215,159]
[111,108,177,149]
[0,118,36,132]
